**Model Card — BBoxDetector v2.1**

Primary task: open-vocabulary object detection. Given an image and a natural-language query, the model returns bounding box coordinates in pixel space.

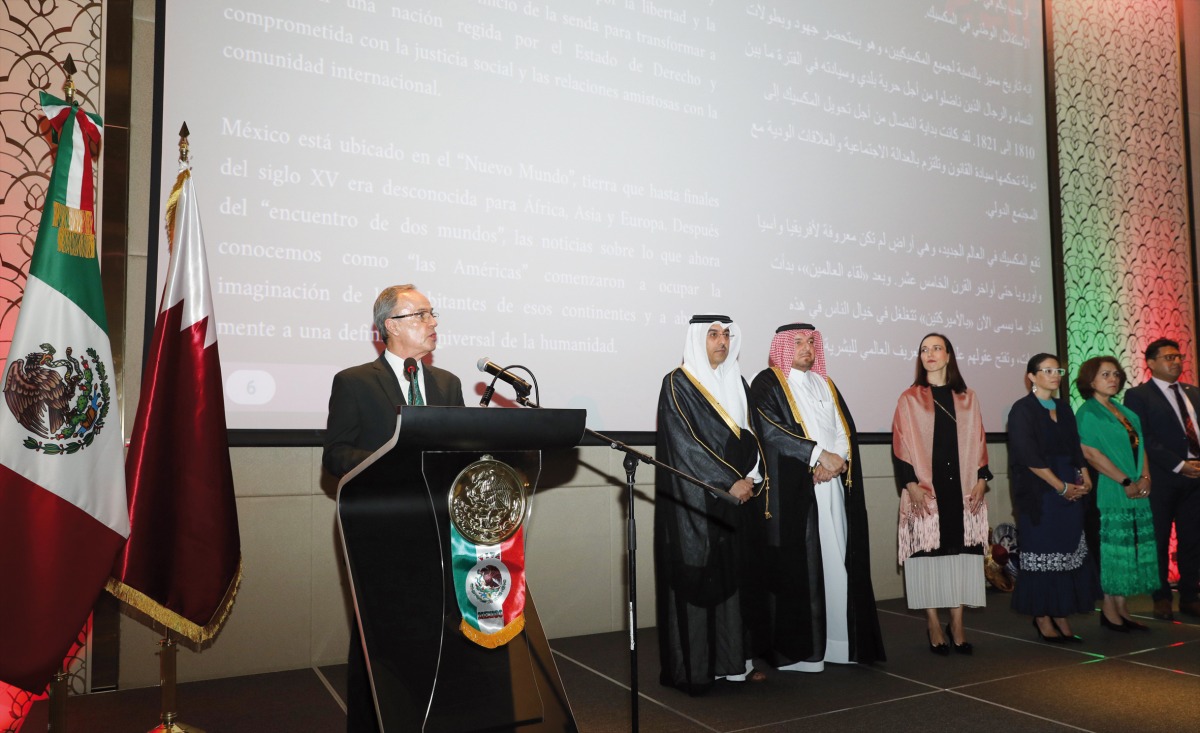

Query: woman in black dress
[1008,353,1100,642]
[893,333,991,654]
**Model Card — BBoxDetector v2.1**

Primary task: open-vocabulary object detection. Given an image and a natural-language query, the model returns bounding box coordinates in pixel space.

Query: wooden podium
[336,406,585,732]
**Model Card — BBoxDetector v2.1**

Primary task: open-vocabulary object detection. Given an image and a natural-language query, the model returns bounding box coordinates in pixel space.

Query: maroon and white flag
[107,160,241,643]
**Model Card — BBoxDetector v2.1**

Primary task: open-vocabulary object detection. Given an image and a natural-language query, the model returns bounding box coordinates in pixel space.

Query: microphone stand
[583,429,736,733]
[504,383,733,731]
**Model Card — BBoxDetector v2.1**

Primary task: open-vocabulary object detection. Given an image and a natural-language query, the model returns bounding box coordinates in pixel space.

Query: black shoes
[1100,613,1130,633]
[1051,618,1084,643]
[1033,617,1065,643]
[927,629,950,656]
[1119,617,1150,631]
[946,623,973,655]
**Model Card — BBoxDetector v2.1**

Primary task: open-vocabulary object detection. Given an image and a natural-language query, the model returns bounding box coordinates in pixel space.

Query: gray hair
[372,284,417,340]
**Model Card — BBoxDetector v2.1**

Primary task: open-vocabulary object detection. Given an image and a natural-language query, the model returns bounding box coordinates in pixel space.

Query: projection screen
[154,0,1056,435]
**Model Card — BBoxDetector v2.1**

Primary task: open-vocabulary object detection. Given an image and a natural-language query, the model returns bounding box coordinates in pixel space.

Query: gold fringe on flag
[52,201,96,258]
[163,168,190,255]
[460,614,525,649]
[104,559,243,651]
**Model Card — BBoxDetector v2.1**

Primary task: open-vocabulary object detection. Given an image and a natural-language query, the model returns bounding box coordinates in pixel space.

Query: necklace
[934,396,957,422]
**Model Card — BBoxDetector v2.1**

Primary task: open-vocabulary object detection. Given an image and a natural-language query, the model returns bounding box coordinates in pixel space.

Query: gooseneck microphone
[403,357,419,380]
[476,358,532,393]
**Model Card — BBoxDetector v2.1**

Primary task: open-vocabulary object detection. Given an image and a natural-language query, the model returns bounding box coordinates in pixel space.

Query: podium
[336,406,586,733]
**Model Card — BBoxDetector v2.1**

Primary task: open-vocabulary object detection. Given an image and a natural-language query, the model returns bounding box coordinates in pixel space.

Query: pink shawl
[892,385,990,564]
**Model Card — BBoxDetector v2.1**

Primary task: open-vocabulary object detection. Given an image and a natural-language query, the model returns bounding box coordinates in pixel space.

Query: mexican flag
[0,92,127,693]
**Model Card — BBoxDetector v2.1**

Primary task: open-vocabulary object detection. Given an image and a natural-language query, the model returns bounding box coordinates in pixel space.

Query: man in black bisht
[655,315,766,695]
[750,323,885,672]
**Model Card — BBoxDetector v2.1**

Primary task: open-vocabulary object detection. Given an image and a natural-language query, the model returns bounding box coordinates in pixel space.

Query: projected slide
[157,0,1055,432]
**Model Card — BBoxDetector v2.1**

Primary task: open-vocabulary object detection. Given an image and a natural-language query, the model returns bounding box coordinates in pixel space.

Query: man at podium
[322,283,465,733]
[323,284,466,476]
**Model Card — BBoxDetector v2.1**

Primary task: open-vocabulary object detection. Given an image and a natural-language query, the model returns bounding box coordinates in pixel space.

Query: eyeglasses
[1155,354,1184,362]
[389,310,438,323]
[1035,368,1066,376]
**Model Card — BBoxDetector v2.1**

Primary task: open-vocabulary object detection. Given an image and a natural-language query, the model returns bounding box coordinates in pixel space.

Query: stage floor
[25,593,1200,732]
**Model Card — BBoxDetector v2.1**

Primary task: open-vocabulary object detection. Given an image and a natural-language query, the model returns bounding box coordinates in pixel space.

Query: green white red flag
[107,159,241,644]
[450,525,527,648]
[0,92,126,693]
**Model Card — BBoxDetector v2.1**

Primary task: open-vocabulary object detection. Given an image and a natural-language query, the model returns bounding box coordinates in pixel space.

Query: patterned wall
[0,2,103,728]
[0,0,103,363]
[1053,0,1196,398]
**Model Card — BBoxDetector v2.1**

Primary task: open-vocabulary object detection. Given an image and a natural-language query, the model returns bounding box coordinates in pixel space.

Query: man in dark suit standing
[1125,338,1200,620]
[323,284,465,476]
[322,283,464,733]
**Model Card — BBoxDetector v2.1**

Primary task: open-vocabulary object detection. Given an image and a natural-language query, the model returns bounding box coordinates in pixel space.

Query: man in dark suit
[323,284,465,477]
[322,283,464,733]
[1124,338,1200,620]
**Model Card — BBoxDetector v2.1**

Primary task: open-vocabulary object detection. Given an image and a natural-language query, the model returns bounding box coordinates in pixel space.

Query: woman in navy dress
[1008,353,1101,642]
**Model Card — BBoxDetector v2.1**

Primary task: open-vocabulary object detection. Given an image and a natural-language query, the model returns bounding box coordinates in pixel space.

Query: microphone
[403,357,419,381]
[477,358,532,393]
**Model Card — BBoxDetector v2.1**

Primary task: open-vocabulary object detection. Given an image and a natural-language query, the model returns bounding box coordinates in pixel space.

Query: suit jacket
[322,353,465,477]
[1125,379,1200,490]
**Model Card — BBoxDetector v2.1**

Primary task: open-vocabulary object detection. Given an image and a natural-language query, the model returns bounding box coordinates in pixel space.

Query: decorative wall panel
[0,0,102,361]
[1053,0,1195,395]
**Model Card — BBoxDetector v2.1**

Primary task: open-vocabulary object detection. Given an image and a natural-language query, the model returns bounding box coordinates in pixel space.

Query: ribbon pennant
[447,456,529,648]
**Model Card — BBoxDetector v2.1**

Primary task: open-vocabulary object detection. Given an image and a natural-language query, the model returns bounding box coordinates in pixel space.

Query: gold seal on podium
[449,455,530,545]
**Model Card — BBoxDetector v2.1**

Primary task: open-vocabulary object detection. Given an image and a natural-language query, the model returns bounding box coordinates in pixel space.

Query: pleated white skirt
[903,554,986,609]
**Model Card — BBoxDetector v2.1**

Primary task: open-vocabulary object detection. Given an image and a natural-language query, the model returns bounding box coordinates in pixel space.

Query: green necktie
[408,374,424,406]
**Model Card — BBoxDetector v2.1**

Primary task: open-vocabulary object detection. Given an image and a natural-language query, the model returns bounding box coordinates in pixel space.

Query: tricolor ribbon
[450,525,527,648]
[40,92,103,258]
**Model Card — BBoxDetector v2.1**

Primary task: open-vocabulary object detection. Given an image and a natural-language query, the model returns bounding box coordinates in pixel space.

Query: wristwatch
[1121,477,1133,487]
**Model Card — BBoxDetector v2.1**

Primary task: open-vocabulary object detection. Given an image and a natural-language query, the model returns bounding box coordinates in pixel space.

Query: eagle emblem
[468,562,509,607]
[4,342,112,454]
[448,457,529,545]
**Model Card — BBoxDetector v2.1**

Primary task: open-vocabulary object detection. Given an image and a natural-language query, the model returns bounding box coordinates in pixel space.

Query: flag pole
[46,55,79,733]
[148,635,204,733]
[62,54,76,104]
[143,124,205,733]
[47,670,68,733]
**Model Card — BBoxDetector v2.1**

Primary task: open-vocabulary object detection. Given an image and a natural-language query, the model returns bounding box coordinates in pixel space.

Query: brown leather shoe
[1153,598,1175,620]
[1179,600,1200,619]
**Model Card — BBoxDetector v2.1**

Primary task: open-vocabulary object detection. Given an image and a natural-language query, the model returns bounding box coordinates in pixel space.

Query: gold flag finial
[179,122,190,163]
[62,55,77,104]
[166,123,192,252]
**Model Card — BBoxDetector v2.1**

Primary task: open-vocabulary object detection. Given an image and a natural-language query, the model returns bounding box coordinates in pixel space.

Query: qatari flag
[107,156,241,644]
[0,92,126,693]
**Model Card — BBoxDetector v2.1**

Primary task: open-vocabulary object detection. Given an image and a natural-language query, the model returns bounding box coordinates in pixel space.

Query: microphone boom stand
[583,428,736,733]
[491,384,735,732]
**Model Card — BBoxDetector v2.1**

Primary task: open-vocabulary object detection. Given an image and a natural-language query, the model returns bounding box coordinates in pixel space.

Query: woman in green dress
[1074,356,1158,631]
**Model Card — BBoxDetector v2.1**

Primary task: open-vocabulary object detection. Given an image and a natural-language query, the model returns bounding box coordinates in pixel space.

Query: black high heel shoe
[1119,616,1150,631]
[946,622,973,655]
[1033,617,1066,643]
[1100,613,1130,633]
[927,629,950,656]
[1050,618,1083,643]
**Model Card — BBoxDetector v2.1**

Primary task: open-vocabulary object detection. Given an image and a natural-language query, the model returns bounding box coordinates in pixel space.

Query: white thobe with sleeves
[781,369,850,670]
